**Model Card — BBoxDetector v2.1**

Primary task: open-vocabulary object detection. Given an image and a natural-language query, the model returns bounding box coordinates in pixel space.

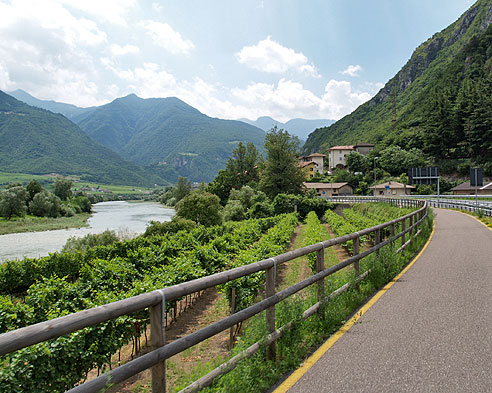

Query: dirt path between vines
[99,287,230,392]
[96,224,326,392]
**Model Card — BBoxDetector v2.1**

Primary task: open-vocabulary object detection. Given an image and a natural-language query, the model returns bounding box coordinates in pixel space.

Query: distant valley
[241,116,334,142]
[5,90,334,185]
[2,91,268,184]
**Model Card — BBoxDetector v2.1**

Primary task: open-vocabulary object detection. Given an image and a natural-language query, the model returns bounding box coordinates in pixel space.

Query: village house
[303,182,353,197]
[298,152,326,178]
[371,181,415,197]
[327,143,374,170]
[299,161,317,179]
[451,181,492,195]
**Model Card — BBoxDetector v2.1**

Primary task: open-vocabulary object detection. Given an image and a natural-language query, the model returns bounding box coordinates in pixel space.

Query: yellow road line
[456,210,492,232]
[273,220,436,393]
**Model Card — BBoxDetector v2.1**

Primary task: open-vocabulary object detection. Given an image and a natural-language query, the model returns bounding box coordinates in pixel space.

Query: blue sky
[0,0,476,121]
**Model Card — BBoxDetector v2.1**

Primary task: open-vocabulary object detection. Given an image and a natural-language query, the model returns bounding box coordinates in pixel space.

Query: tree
[175,191,222,226]
[259,126,305,198]
[226,142,261,187]
[53,178,73,201]
[346,151,370,173]
[26,180,43,202]
[29,190,61,217]
[378,146,428,176]
[0,186,28,219]
[173,176,192,202]
[205,169,236,205]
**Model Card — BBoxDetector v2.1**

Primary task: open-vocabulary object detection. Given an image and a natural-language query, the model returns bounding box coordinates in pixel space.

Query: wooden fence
[0,198,428,393]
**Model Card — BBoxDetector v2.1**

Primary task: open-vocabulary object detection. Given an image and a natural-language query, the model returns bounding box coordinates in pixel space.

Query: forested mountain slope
[74,94,266,182]
[7,89,93,121]
[0,91,168,186]
[303,0,492,168]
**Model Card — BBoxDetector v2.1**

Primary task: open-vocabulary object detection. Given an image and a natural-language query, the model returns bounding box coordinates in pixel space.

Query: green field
[0,213,90,235]
[0,172,156,196]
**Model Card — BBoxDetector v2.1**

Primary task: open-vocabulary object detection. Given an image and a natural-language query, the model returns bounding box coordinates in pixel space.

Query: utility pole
[373,156,378,197]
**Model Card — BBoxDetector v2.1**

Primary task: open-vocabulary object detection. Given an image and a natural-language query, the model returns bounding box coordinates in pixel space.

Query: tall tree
[53,178,73,201]
[225,142,261,187]
[173,176,192,202]
[259,126,305,198]
[26,180,43,202]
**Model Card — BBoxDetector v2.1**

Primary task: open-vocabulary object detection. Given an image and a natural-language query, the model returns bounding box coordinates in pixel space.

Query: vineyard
[324,203,417,252]
[0,202,424,392]
[0,213,298,392]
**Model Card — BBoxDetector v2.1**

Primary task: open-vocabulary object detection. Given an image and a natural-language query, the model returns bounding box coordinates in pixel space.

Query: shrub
[62,230,120,253]
[222,200,246,222]
[143,217,196,237]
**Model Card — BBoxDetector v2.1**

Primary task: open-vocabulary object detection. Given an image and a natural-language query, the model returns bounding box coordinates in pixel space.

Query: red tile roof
[328,145,354,150]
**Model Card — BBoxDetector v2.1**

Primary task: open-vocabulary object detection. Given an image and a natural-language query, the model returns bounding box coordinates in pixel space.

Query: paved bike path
[279,209,492,393]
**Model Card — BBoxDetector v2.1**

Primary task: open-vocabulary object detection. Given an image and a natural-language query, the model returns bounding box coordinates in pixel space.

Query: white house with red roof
[327,143,374,170]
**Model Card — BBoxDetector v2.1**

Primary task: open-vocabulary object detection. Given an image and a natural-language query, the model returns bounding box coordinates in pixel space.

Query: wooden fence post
[353,236,360,292]
[229,288,236,349]
[401,219,406,248]
[151,295,166,393]
[316,247,326,316]
[265,264,276,361]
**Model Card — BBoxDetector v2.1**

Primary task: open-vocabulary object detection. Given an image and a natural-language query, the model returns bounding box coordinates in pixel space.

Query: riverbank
[0,213,91,235]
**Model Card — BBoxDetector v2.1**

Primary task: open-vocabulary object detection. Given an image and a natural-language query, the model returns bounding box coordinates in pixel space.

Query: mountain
[74,94,266,182]
[241,116,334,142]
[0,91,168,186]
[303,0,492,161]
[7,89,94,120]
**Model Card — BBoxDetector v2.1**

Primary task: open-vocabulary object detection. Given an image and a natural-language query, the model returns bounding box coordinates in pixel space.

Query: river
[0,201,175,262]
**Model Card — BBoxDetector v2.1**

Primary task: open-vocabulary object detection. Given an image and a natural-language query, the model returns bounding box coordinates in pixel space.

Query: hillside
[0,91,168,186]
[303,0,492,162]
[7,89,93,121]
[241,116,334,141]
[74,94,266,182]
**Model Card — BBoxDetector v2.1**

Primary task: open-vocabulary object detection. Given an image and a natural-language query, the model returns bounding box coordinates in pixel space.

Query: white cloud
[231,78,373,122]
[340,64,363,77]
[0,1,107,47]
[58,0,136,26]
[236,36,320,77]
[0,0,109,106]
[139,20,194,55]
[110,44,140,56]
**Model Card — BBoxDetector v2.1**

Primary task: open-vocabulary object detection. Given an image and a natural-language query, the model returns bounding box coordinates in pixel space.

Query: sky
[0,0,476,122]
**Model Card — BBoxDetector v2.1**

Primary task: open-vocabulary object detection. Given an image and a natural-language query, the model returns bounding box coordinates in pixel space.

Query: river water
[0,201,175,262]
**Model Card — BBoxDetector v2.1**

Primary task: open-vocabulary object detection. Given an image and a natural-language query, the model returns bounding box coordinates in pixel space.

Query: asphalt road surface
[285,209,492,393]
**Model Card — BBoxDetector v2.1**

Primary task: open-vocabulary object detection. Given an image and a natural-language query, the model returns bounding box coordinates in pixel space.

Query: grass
[0,171,155,196]
[0,213,90,235]
[198,211,434,393]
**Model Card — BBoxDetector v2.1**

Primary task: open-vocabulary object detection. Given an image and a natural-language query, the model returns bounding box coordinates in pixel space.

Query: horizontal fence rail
[324,195,492,217]
[0,198,429,393]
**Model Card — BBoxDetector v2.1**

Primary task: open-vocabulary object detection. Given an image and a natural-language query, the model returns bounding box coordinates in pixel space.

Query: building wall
[310,156,324,174]
[302,163,316,179]
[328,149,353,169]
[355,146,374,155]
[376,187,412,196]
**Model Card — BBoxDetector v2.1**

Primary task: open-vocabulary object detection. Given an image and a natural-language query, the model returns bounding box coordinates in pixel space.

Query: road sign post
[408,167,440,206]
[470,168,483,212]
